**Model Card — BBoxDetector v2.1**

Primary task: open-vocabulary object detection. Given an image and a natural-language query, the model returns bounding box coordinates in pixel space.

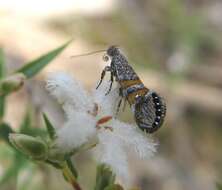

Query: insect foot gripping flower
[45,72,157,183]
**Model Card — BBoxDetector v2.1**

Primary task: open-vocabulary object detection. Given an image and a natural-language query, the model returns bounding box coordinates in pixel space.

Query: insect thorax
[111,53,139,81]
[110,51,148,105]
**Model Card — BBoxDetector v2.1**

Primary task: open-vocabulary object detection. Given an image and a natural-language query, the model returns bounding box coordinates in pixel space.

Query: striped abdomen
[119,79,166,133]
[119,79,148,105]
[134,91,166,133]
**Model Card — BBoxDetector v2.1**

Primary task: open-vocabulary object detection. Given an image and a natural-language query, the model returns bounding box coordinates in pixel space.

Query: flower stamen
[103,126,113,131]
[97,116,112,125]
[96,116,113,131]
[88,103,99,116]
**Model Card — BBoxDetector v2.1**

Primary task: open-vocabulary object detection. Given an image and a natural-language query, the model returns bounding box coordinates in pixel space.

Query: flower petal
[56,111,97,153]
[93,129,129,181]
[112,120,157,159]
[46,72,93,116]
[92,81,120,116]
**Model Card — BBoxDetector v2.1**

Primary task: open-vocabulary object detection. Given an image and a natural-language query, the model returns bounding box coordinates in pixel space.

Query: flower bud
[0,73,26,95]
[9,133,48,160]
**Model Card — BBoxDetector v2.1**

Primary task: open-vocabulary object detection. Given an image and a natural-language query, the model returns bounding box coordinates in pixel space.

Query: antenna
[70,49,107,58]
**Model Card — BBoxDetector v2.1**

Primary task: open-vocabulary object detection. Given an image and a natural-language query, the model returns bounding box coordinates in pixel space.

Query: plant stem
[62,163,83,190]
[71,180,82,190]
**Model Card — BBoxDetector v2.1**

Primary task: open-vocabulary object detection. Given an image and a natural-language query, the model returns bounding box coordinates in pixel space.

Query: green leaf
[0,48,5,78]
[94,164,116,190]
[26,128,47,137]
[0,122,14,145]
[61,160,81,189]
[45,159,63,169]
[0,163,18,185]
[43,113,56,140]
[0,73,26,96]
[20,110,32,133]
[0,48,5,118]
[0,95,5,119]
[105,184,124,190]
[16,164,36,190]
[0,151,26,185]
[9,133,48,160]
[20,111,46,137]
[65,156,78,178]
[217,182,222,190]
[16,40,71,78]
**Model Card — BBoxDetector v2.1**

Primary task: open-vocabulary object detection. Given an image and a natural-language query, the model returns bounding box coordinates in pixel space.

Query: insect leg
[96,66,111,89]
[105,71,114,95]
[122,98,127,111]
[115,97,122,118]
[114,88,124,117]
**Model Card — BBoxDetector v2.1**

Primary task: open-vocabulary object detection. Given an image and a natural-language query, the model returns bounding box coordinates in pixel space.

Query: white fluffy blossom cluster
[46,72,156,181]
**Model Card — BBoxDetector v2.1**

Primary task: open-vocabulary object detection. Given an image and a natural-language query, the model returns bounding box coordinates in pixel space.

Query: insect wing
[134,91,166,133]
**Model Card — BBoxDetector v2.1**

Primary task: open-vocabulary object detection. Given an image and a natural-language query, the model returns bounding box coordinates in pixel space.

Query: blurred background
[0,0,222,189]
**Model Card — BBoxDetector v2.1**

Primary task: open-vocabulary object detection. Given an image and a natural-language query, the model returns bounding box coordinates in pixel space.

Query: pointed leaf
[65,156,78,178]
[0,48,5,118]
[0,163,18,185]
[0,151,26,185]
[9,133,48,160]
[217,182,222,190]
[0,122,14,145]
[0,95,5,119]
[20,110,32,133]
[17,164,36,190]
[43,113,56,140]
[0,48,5,78]
[16,40,71,78]
[105,184,124,190]
[20,111,46,136]
[94,164,116,190]
[62,162,82,189]
[45,159,63,169]
[0,73,26,96]
[26,128,47,137]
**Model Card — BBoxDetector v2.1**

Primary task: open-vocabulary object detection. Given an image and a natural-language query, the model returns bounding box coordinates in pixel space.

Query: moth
[96,46,166,133]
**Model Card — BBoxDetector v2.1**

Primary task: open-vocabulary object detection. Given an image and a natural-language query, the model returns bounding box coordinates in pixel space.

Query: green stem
[69,141,98,157]
[71,181,82,190]
[62,163,82,190]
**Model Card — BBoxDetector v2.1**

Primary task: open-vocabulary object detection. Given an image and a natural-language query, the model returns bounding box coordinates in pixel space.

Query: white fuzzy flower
[46,72,93,116]
[56,111,96,152]
[45,72,157,182]
[91,81,120,116]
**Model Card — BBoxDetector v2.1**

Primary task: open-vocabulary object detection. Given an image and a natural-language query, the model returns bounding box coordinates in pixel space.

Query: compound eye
[103,54,109,62]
